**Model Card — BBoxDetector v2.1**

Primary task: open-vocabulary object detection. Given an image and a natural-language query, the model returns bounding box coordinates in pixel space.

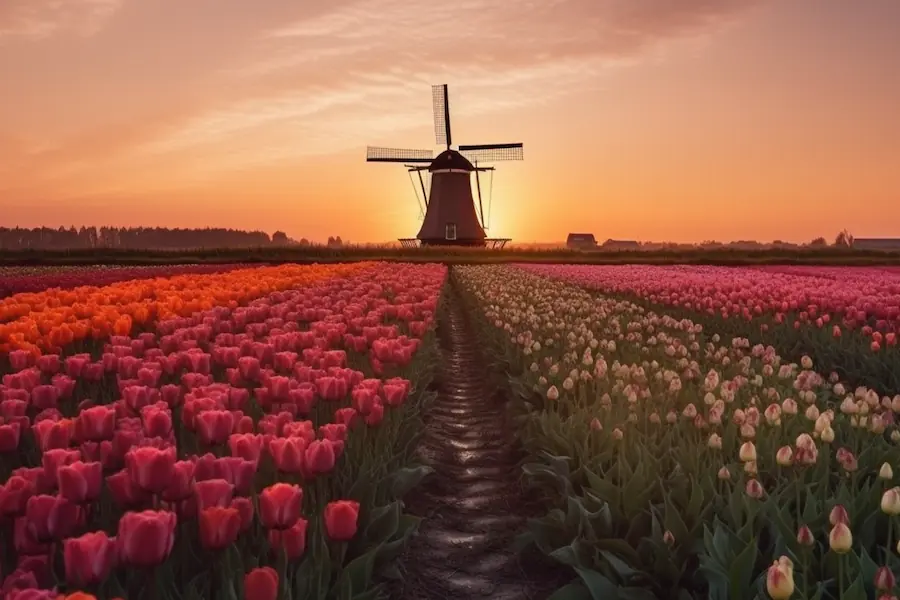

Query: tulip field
[0,263,444,600]
[455,264,900,600]
[2,262,900,600]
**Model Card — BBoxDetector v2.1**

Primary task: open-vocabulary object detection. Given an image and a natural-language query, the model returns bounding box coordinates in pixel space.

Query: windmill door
[445,223,457,241]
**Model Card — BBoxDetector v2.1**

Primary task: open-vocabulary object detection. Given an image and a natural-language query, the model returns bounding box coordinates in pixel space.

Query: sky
[1,0,899,244]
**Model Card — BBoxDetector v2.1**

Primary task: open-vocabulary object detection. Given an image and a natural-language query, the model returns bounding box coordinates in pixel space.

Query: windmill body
[366,85,523,247]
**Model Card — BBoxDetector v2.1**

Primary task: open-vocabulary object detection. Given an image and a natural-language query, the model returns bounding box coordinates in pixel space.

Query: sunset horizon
[2,0,899,244]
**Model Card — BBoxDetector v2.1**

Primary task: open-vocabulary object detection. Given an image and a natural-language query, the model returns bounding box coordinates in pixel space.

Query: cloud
[135,0,766,166]
[0,0,122,41]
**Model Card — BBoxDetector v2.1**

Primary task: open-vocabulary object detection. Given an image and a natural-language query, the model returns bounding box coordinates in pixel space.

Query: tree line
[0,227,353,250]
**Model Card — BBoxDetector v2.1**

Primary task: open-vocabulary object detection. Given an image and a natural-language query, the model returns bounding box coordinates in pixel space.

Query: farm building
[601,239,641,250]
[853,238,900,251]
[566,233,597,249]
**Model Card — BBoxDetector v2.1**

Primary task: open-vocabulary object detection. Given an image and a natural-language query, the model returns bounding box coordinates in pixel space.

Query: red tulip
[57,461,103,504]
[228,433,264,463]
[213,456,257,496]
[126,446,176,494]
[0,420,21,452]
[333,408,358,428]
[25,494,82,542]
[41,448,81,484]
[324,500,360,541]
[350,388,376,415]
[258,483,303,530]
[267,517,308,559]
[63,531,117,586]
[198,506,242,550]
[141,406,173,438]
[116,510,177,567]
[195,410,235,446]
[0,476,35,517]
[32,418,72,451]
[106,469,151,508]
[194,478,234,511]
[75,406,116,442]
[161,460,196,502]
[231,496,254,531]
[364,403,384,427]
[304,440,336,476]
[244,567,278,600]
[382,382,409,406]
[268,437,307,474]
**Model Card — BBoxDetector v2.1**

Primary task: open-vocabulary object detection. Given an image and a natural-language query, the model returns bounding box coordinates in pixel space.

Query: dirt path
[395,284,566,599]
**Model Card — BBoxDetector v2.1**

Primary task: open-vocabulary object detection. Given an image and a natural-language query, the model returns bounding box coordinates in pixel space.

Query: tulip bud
[663,530,675,546]
[796,525,814,546]
[881,463,895,481]
[882,487,900,516]
[708,433,722,449]
[745,479,764,499]
[766,556,795,600]
[324,500,360,541]
[245,567,279,600]
[739,441,757,462]
[829,504,849,525]
[829,522,852,553]
[821,427,835,443]
[612,428,624,441]
[590,418,602,432]
[546,386,559,401]
[717,466,731,481]
[875,566,896,592]
[776,446,793,466]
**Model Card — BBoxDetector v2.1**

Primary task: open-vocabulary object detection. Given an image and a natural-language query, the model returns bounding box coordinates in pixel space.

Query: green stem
[889,518,895,565]
[837,554,845,597]
[800,550,809,600]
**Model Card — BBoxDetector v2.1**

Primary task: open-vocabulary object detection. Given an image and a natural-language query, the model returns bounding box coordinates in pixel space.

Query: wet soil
[394,285,568,599]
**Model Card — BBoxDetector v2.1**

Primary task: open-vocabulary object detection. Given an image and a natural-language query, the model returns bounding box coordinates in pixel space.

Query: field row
[1,262,445,600]
[456,264,900,600]
[0,265,252,299]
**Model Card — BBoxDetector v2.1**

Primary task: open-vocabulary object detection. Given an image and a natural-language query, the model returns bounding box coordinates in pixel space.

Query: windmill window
[445,223,457,240]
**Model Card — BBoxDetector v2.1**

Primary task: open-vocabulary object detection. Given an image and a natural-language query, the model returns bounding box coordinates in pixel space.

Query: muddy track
[394,283,567,600]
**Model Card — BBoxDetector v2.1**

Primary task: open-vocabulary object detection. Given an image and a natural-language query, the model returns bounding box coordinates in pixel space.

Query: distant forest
[0,227,350,250]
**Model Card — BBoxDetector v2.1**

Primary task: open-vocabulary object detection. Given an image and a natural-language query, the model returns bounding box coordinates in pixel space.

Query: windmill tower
[367,84,523,248]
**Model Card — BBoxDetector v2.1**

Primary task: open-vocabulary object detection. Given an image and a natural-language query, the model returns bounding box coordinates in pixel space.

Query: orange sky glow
[1,0,899,244]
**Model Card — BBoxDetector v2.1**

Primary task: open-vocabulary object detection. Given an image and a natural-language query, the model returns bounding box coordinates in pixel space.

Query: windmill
[367,84,523,248]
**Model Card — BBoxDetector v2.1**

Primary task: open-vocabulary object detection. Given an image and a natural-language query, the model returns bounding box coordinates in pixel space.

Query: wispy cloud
[136,0,766,167]
[0,0,122,41]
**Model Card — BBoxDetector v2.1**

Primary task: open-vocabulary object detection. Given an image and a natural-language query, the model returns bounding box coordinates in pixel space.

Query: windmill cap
[428,149,475,172]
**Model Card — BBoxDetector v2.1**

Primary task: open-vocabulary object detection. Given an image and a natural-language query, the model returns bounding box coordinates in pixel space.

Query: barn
[566,233,597,249]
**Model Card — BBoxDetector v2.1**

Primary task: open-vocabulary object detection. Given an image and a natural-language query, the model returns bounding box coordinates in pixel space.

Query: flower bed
[518,264,900,394]
[0,262,446,600]
[0,265,251,299]
[456,264,900,600]
[0,264,367,357]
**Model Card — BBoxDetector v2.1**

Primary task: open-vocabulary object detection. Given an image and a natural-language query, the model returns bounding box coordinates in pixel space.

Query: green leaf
[618,588,658,600]
[564,495,590,536]
[363,502,401,546]
[728,537,758,600]
[575,567,620,600]
[841,574,867,600]
[389,465,434,499]
[582,467,616,504]
[550,539,589,568]
[547,582,593,600]
[663,492,690,544]
[337,544,382,598]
